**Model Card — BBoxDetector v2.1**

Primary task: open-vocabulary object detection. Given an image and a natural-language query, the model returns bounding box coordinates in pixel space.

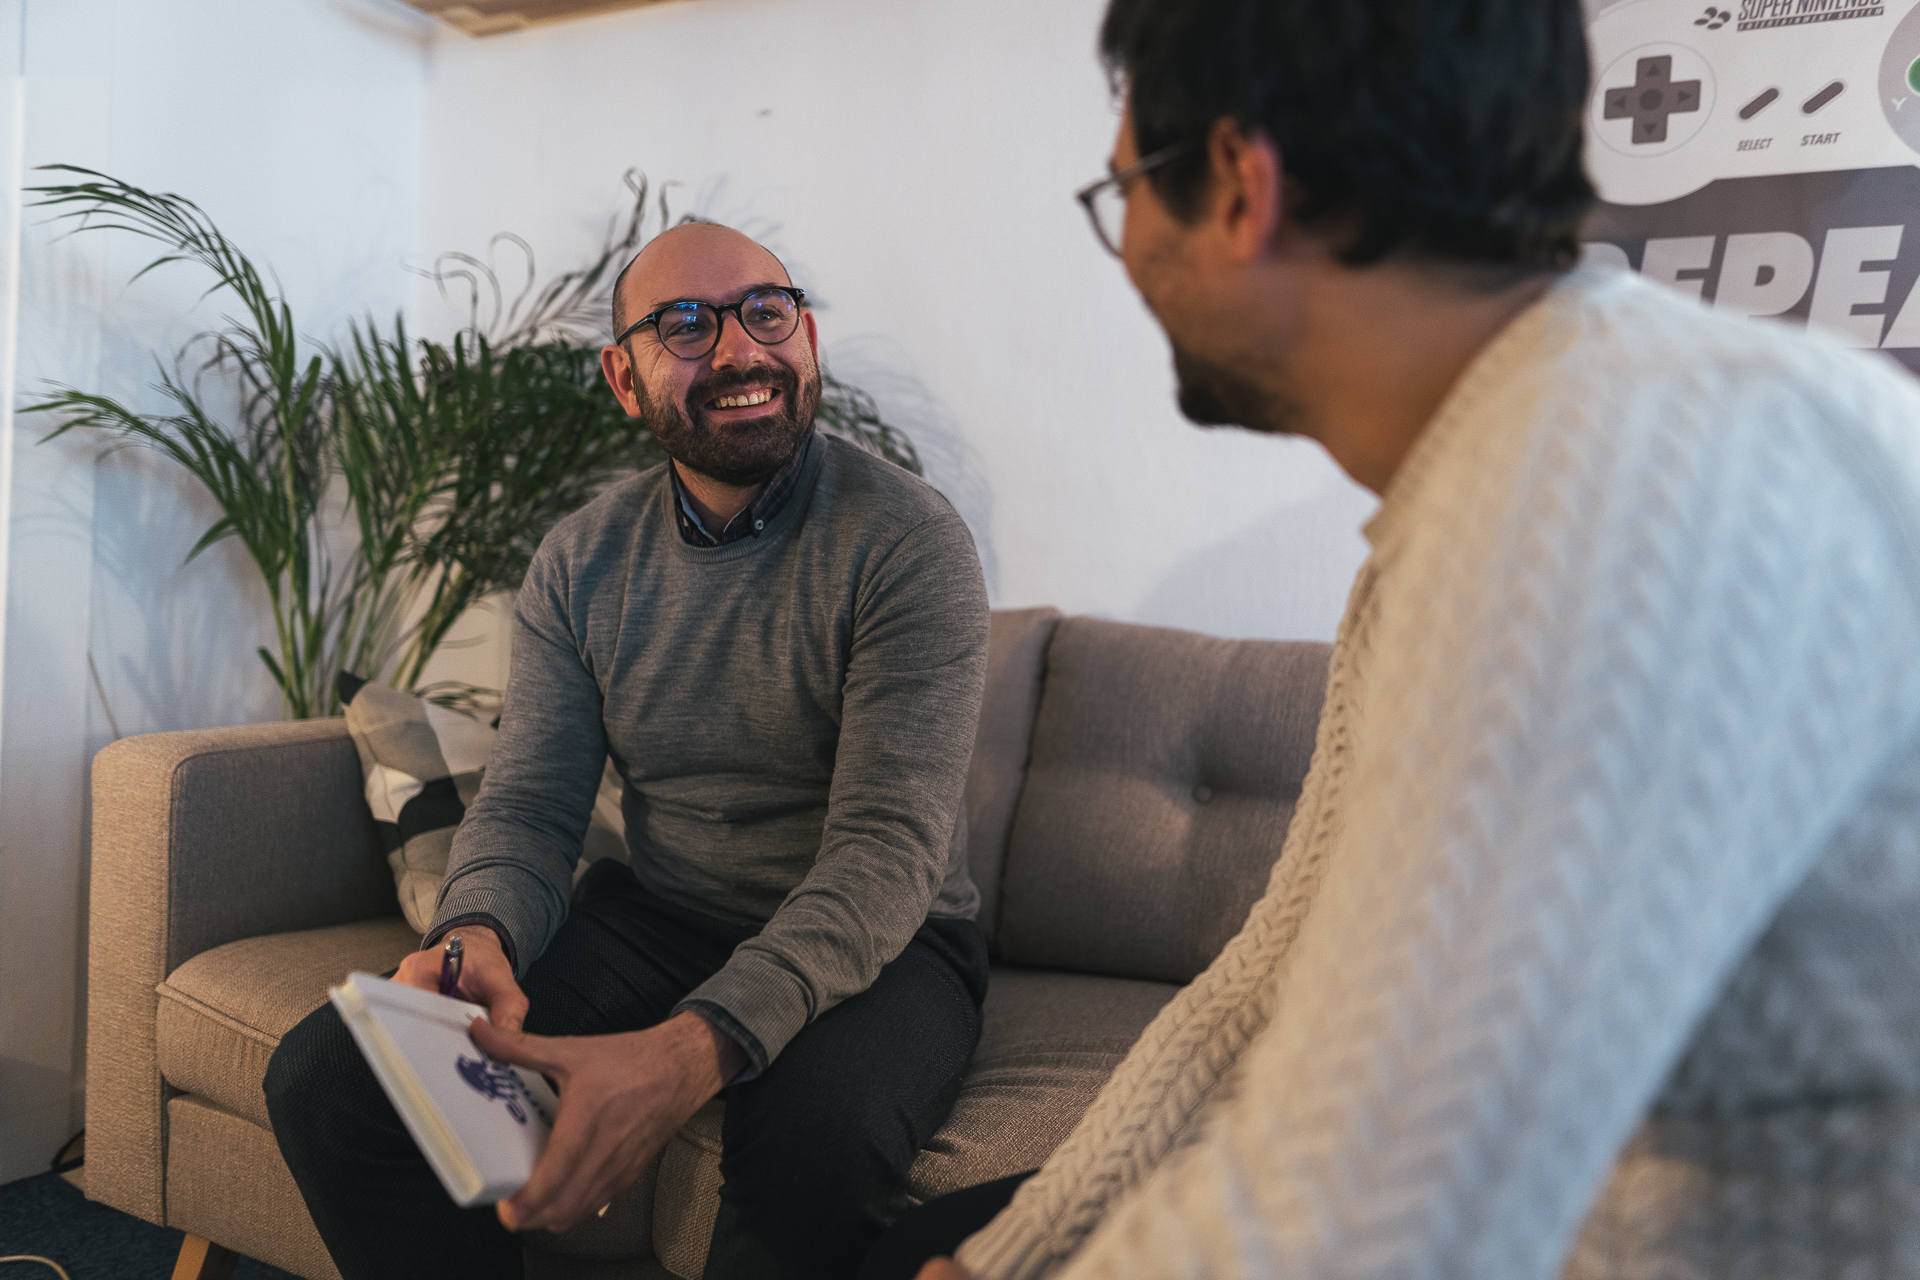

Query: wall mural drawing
[1583,0,1920,374]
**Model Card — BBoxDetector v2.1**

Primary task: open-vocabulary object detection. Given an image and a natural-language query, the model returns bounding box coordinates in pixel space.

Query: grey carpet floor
[0,1169,297,1280]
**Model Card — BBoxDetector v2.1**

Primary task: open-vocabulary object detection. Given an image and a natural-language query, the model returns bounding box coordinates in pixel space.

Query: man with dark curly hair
[870,1,1920,1278]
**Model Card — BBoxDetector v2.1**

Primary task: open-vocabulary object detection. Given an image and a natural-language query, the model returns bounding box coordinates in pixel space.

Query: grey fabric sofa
[85,608,1331,1279]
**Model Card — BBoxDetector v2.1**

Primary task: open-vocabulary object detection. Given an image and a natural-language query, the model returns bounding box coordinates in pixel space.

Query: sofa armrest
[967,608,1063,945]
[86,717,392,1225]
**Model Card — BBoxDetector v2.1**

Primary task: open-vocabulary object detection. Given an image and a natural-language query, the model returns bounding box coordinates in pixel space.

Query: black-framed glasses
[616,285,808,360]
[1075,143,1194,258]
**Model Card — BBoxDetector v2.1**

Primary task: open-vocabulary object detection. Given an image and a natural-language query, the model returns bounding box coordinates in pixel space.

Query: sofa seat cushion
[906,966,1179,1197]
[157,917,421,1128]
[642,964,1180,1279]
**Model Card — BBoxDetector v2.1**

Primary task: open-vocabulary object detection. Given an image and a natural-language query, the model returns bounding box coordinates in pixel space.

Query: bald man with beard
[266,223,993,1280]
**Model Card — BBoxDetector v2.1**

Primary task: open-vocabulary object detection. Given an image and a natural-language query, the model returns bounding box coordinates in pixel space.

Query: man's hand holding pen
[393,925,527,1032]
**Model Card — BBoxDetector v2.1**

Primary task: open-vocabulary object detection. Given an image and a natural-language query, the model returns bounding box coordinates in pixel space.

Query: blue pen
[438,932,464,997]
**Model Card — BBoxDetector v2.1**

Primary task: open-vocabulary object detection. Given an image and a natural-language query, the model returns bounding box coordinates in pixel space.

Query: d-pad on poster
[1584,0,1920,373]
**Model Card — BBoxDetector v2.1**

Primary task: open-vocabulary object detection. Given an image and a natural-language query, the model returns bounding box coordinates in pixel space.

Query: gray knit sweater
[960,266,1920,1278]
[430,435,989,1071]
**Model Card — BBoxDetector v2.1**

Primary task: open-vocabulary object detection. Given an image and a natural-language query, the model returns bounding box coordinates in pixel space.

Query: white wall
[0,0,1379,1186]
[418,0,1376,641]
[0,0,430,1183]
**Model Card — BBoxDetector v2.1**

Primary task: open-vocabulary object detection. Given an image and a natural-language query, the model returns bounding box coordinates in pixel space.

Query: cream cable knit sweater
[959,266,1920,1279]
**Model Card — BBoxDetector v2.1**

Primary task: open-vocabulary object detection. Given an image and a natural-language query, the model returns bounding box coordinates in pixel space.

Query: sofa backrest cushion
[994,618,1331,983]
[965,608,1062,944]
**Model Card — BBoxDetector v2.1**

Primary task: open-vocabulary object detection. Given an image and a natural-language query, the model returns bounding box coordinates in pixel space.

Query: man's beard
[1171,341,1303,437]
[640,358,821,486]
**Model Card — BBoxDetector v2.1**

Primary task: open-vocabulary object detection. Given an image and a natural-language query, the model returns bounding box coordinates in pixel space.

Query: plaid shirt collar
[668,427,816,547]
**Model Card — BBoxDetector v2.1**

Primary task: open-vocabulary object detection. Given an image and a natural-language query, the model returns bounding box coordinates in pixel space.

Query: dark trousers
[856,1171,1036,1280]
[263,862,989,1280]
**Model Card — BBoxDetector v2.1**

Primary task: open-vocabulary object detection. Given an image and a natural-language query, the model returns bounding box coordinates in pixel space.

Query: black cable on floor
[50,1132,83,1176]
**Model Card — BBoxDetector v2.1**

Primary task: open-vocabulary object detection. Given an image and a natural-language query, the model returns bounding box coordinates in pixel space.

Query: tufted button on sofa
[85,609,1331,1279]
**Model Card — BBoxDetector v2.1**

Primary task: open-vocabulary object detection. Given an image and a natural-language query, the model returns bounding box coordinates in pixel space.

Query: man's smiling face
[605,222,822,487]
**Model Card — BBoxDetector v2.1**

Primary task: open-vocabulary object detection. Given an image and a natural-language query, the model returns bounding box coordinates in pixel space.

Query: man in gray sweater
[266,223,992,1280]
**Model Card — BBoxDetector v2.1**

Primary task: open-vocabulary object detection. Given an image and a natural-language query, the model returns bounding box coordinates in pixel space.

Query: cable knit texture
[957,266,1920,1279]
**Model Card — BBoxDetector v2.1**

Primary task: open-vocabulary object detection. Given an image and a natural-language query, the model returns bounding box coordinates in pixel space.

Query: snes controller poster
[1583,0,1920,373]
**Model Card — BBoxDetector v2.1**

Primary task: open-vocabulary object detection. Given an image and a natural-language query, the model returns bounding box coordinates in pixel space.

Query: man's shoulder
[530,464,670,579]
[1561,266,1920,412]
[1548,267,1920,474]
[1473,268,1920,580]
[812,434,962,534]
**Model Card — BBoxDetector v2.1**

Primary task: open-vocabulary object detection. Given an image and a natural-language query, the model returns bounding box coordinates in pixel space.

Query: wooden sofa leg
[170,1235,238,1280]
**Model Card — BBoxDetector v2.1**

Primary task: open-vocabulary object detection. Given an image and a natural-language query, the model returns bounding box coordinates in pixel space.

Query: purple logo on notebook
[457,1054,530,1124]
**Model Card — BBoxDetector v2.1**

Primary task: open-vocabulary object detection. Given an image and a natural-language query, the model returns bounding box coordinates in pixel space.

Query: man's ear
[600,343,644,418]
[1207,117,1285,263]
[801,308,819,363]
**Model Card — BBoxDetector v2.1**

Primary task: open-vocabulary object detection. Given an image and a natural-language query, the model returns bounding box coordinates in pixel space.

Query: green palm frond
[817,370,923,476]
[28,166,337,716]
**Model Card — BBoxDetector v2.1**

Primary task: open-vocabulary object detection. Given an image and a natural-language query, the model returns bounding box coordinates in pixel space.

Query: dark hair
[1100,0,1595,272]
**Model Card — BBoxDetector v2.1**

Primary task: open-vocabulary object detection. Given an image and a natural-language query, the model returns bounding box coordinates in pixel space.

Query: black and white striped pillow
[339,673,627,932]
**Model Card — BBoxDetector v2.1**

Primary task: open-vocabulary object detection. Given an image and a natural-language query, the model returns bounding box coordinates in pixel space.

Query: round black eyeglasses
[617,286,808,360]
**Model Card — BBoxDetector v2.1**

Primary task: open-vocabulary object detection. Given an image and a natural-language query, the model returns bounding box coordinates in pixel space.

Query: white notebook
[328,971,558,1206]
